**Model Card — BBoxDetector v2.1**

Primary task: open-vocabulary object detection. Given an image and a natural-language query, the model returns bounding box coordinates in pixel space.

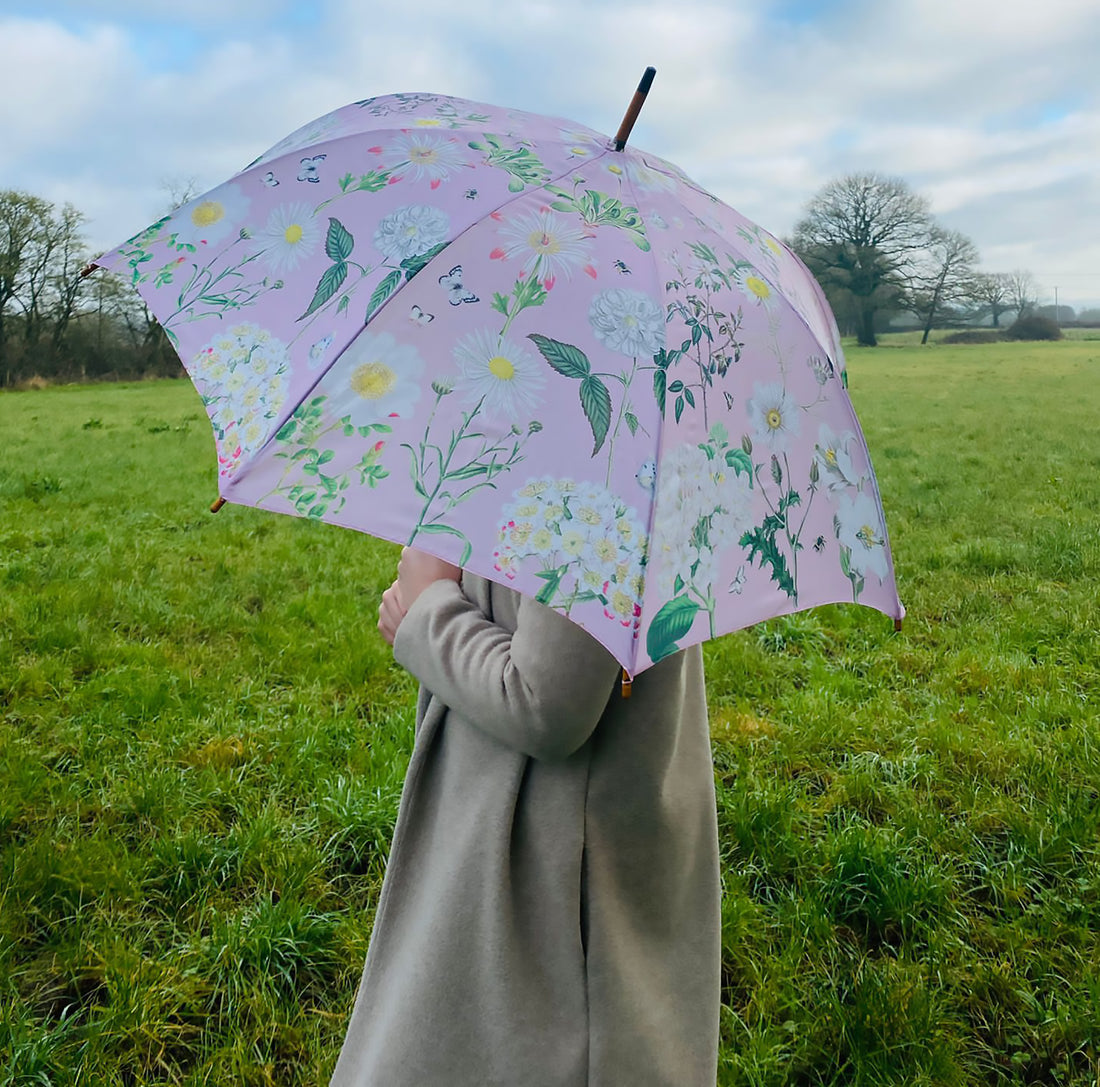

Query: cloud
[0,18,130,151]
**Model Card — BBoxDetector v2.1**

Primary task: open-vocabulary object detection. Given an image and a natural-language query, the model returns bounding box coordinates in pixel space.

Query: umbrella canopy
[93,82,903,676]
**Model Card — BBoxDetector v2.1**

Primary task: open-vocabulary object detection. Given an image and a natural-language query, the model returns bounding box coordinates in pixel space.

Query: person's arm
[392,578,620,761]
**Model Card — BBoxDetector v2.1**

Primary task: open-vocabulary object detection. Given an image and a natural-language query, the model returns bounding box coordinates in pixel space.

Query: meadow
[1,338,1098,1085]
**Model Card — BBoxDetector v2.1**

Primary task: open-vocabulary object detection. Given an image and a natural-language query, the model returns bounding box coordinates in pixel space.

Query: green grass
[876,327,1100,346]
[2,340,1099,1084]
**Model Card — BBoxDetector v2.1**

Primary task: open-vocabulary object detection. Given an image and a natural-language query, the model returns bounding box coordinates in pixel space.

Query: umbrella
[89,69,903,682]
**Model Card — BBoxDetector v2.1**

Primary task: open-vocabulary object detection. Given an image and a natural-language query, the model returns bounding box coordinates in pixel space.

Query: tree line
[0,179,1087,388]
[0,190,177,388]
[789,173,1063,346]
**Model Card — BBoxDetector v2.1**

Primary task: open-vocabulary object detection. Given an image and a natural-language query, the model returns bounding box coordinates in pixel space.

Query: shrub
[1005,314,1063,341]
[941,330,1005,345]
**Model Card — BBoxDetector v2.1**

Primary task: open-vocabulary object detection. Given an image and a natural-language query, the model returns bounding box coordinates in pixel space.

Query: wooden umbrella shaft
[613,66,656,151]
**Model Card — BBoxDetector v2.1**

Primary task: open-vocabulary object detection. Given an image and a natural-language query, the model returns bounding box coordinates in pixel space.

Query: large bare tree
[791,173,934,346]
[909,228,980,343]
[967,272,1013,328]
[1006,269,1037,319]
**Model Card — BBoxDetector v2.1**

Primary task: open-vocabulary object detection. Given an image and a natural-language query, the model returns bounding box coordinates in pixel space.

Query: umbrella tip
[893,617,903,633]
[613,66,657,152]
[210,496,226,513]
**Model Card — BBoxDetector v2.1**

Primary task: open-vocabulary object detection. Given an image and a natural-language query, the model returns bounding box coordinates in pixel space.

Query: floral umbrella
[91,74,903,679]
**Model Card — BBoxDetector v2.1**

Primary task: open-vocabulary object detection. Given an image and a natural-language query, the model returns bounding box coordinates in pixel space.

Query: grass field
[2,339,1099,1085]
[876,327,1100,346]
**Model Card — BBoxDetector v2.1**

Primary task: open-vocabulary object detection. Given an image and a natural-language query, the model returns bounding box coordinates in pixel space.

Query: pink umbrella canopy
[93,76,903,677]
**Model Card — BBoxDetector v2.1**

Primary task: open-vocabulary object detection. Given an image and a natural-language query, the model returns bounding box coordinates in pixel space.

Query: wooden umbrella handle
[621,668,633,698]
[613,66,656,151]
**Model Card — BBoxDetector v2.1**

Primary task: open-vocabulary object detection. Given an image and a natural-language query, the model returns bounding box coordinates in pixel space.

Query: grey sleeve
[392,579,621,760]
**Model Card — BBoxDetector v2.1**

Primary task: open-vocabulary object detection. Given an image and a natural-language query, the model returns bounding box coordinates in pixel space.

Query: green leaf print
[401,241,449,281]
[689,242,719,265]
[545,186,651,251]
[724,448,753,483]
[535,566,568,606]
[338,170,392,194]
[740,520,796,598]
[325,218,354,262]
[468,136,550,192]
[367,269,402,320]
[579,375,612,456]
[264,395,384,519]
[653,369,666,414]
[300,262,348,320]
[647,595,701,663]
[414,523,474,566]
[528,335,591,379]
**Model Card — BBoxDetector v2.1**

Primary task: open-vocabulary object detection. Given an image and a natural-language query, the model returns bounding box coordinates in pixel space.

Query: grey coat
[330,573,720,1086]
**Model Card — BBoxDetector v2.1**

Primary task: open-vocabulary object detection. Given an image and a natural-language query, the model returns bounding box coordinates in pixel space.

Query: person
[329,547,721,1086]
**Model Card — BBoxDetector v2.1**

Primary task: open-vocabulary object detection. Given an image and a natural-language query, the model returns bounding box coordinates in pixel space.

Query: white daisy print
[172,184,250,247]
[453,329,545,419]
[835,492,888,580]
[374,205,451,264]
[747,382,801,454]
[259,203,322,273]
[732,262,777,308]
[338,331,425,426]
[743,275,773,303]
[621,157,678,193]
[492,208,594,286]
[588,288,665,358]
[559,128,605,159]
[385,133,468,184]
[814,424,862,492]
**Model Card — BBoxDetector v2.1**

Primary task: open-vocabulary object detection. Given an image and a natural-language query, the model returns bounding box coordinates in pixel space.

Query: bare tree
[909,229,980,343]
[792,173,933,346]
[968,272,1013,328]
[18,201,89,352]
[1006,269,1037,319]
[47,203,90,355]
[160,175,201,212]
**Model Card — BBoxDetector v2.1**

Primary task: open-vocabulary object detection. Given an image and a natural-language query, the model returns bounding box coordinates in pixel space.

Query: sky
[3,0,1098,311]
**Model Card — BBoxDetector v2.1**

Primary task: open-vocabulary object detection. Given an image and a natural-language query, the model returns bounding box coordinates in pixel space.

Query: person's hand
[396,547,462,613]
[377,580,407,646]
